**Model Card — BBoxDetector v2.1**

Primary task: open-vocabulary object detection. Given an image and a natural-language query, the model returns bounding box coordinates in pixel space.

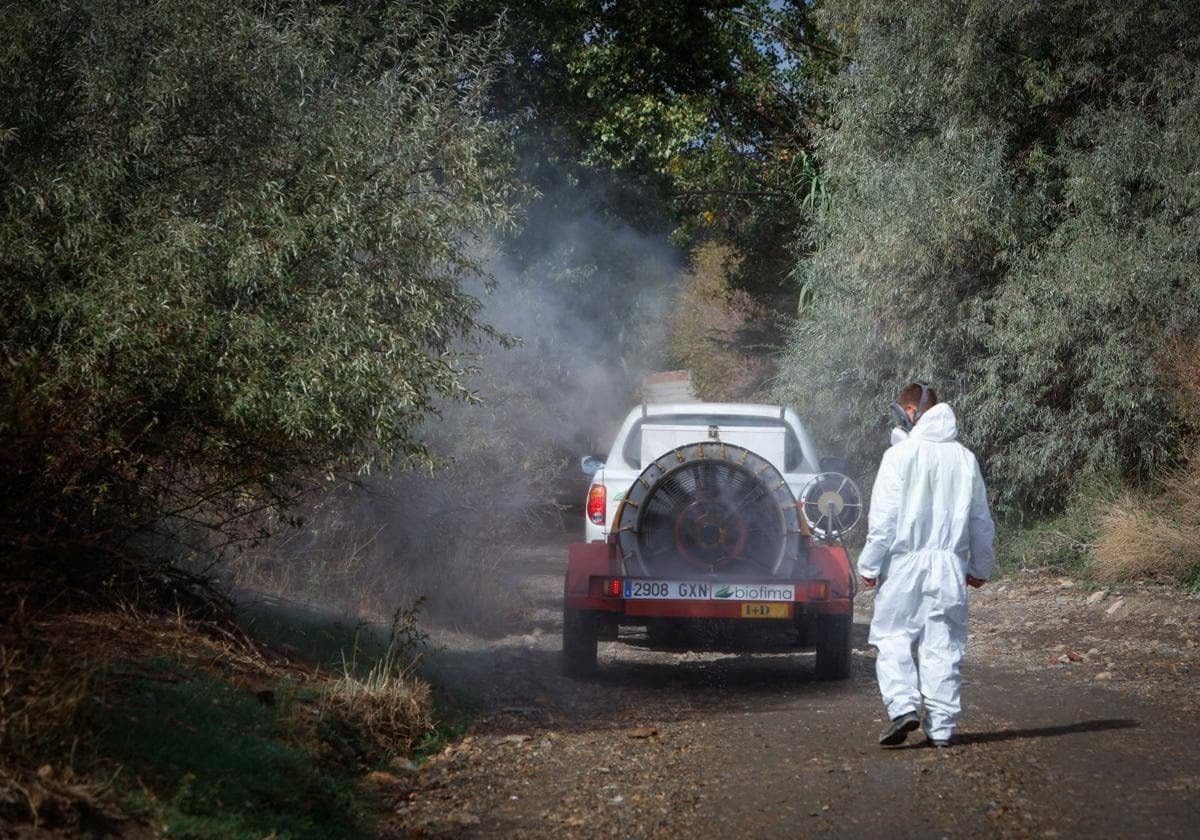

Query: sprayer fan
[614,442,802,579]
[800,472,863,541]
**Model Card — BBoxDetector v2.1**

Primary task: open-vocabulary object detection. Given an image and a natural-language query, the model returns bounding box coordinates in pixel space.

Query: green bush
[228,214,678,629]
[992,478,1121,577]
[0,0,516,575]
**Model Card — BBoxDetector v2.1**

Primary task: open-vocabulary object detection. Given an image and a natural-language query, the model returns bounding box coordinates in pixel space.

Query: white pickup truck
[564,400,858,680]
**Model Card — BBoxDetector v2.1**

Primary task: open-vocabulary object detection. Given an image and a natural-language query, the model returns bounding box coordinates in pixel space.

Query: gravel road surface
[379,537,1200,838]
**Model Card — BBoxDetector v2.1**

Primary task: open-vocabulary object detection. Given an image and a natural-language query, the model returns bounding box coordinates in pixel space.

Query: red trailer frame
[562,535,854,679]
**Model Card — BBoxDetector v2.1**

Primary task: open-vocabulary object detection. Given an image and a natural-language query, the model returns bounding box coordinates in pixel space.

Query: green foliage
[0,1,517,567]
[665,243,774,401]
[471,0,842,307]
[776,0,1200,514]
[93,661,365,839]
[993,478,1119,577]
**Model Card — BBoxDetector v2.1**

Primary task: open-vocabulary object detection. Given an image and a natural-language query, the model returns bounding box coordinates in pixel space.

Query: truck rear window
[621,414,807,472]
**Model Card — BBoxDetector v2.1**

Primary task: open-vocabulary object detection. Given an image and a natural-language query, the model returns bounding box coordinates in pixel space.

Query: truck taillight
[590,577,623,598]
[587,484,606,525]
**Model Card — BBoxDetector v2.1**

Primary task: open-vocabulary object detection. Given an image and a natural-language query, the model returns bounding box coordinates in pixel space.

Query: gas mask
[889,383,935,433]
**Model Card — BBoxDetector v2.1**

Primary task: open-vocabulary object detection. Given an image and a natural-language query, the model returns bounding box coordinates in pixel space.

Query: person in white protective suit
[859,383,995,748]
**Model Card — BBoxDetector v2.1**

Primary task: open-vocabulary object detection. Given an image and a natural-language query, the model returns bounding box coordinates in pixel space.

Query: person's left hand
[861,576,877,588]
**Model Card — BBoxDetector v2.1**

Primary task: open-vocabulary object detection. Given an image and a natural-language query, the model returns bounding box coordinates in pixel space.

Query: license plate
[622,580,796,601]
[741,602,791,619]
[624,579,718,599]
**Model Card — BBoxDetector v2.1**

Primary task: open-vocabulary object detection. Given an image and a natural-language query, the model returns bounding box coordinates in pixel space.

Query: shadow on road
[953,717,1140,745]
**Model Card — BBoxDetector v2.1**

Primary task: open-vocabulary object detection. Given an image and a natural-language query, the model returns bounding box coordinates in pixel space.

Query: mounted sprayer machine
[563,402,863,678]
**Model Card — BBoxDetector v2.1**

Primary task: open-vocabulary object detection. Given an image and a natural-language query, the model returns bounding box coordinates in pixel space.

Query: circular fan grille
[614,442,801,579]
[799,472,863,540]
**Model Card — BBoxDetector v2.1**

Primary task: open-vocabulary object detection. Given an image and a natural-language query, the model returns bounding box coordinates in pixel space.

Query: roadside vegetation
[1092,341,1200,590]
[1,0,517,595]
[1,0,506,829]
[772,0,1200,590]
[664,243,776,402]
[0,598,440,836]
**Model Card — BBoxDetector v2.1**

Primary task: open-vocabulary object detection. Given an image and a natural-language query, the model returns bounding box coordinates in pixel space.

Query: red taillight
[588,576,624,598]
[587,484,606,525]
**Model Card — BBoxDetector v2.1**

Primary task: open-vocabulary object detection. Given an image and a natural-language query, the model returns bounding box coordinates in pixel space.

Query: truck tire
[814,613,851,680]
[562,606,598,678]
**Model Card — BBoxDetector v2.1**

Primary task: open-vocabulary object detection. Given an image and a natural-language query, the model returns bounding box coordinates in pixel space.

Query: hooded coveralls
[858,403,995,741]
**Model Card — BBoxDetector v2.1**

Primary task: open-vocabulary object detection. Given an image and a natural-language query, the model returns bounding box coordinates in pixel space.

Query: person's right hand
[966,575,986,588]
[861,576,877,588]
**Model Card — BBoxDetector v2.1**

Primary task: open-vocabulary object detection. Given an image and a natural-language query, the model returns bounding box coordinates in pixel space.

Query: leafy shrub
[228,213,676,631]
[0,0,516,580]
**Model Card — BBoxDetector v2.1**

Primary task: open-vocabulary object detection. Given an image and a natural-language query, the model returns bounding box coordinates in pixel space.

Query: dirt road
[383,537,1200,838]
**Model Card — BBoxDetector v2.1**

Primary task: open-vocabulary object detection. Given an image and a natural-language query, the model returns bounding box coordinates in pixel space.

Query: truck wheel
[562,606,598,678]
[814,613,852,680]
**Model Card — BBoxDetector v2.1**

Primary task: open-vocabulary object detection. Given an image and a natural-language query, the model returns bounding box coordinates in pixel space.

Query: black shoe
[878,711,920,746]
[926,736,952,748]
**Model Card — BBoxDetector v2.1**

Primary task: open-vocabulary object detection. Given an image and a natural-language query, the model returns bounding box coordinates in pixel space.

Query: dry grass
[0,616,90,757]
[1097,340,1200,586]
[320,599,435,758]
[1094,496,1200,583]
[226,490,533,638]
[0,601,287,827]
[0,624,105,828]
[1094,459,1200,585]
[0,597,441,835]
[1,602,105,826]
[227,502,401,622]
[322,644,434,759]
[0,598,438,833]
[1098,340,1200,586]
